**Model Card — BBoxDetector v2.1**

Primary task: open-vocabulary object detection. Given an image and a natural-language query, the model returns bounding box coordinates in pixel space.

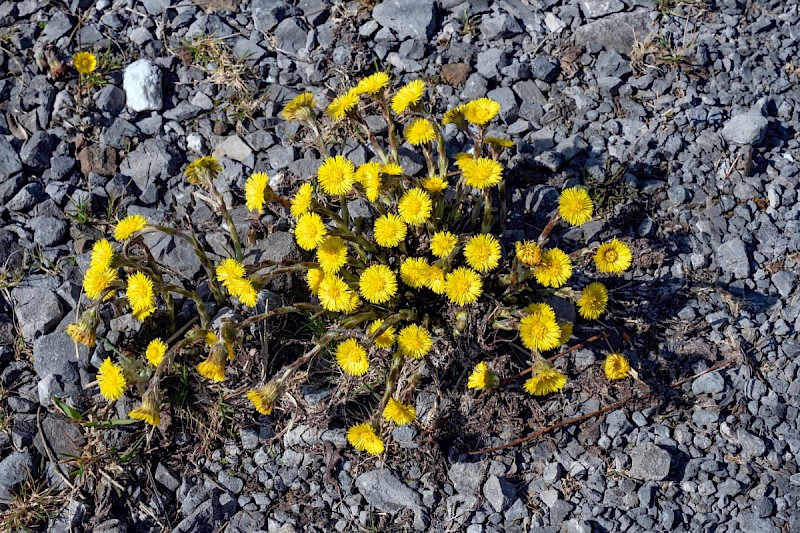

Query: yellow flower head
[83,266,117,300]
[90,239,115,270]
[73,51,97,74]
[391,79,426,114]
[342,292,362,314]
[247,380,284,415]
[355,72,390,95]
[383,398,416,426]
[306,268,325,295]
[295,212,328,250]
[66,308,100,348]
[463,97,500,125]
[327,88,360,121]
[399,257,431,288]
[228,277,258,307]
[442,104,466,126]
[146,338,168,367]
[430,231,458,259]
[558,187,593,226]
[356,162,383,202]
[524,302,557,320]
[534,248,572,288]
[244,172,274,213]
[404,118,436,145]
[578,282,608,320]
[129,388,161,426]
[467,361,499,390]
[281,91,317,121]
[464,234,501,272]
[397,324,432,359]
[184,156,222,185]
[368,319,396,349]
[317,274,354,312]
[558,322,574,345]
[603,352,631,380]
[290,183,314,218]
[126,272,156,320]
[197,342,227,382]
[461,157,503,189]
[216,258,246,288]
[316,236,349,274]
[373,213,407,248]
[97,357,126,401]
[444,267,483,306]
[524,360,567,396]
[336,338,369,376]
[515,240,542,266]
[485,137,515,149]
[454,152,473,169]
[420,176,448,193]
[114,214,147,241]
[519,306,561,352]
[425,265,445,295]
[359,264,398,304]
[594,239,632,274]
[381,163,404,176]
[317,155,355,196]
[397,187,432,225]
[347,422,384,455]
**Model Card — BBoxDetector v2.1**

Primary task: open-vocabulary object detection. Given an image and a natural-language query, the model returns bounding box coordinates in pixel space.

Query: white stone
[123,59,163,112]
[212,135,253,162]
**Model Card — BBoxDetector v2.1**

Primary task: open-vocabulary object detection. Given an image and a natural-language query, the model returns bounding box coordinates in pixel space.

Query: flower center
[605,250,618,263]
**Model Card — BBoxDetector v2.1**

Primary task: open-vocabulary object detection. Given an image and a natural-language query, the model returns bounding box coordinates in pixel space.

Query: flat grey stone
[355,469,421,514]
[0,136,22,180]
[629,443,671,481]
[213,135,253,162]
[11,286,64,341]
[580,0,625,18]
[483,475,515,512]
[717,238,750,278]
[372,0,436,41]
[0,451,34,503]
[721,112,769,145]
[691,371,725,395]
[448,461,484,495]
[573,9,651,55]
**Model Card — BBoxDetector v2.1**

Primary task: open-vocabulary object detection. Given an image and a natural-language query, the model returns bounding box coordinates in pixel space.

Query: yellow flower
[73,51,97,74]
[594,239,632,274]
[515,240,542,266]
[420,176,448,193]
[524,360,567,396]
[383,398,416,425]
[216,258,246,289]
[425,265,445,295]
[317,274,354,312]
[368,319,396,349]
[373,213,407,248]
[444,267,483,306]
[129,389,161,426]
[244,172,274,213]
[404,118,436,145]
[114,214,147,241]
[145,338,168,367]
[464,234,501,272]
[66,308,99,348]
[197,342,227,382]
[558,187,593,226]
[397,324,432,359]
[246,380,284,415]
[577,282,608,320]
[485,137,515,149]
[184,156,221,185]
[558,322,573,345]
[295,212,328,250]
[524,302,556,320]
[347,422,384,455]
[83,266,117,300]
[316,236,349,274]
[603,352,631,380]
[391,79,426,114]
[534,248,572,288]
[442,104,466,126]
[430,231,458,259]
[327,88,360,121]
[397,187,432,225]
[336,338,369,376]
[381,163,404,176]
[359,264,398,304]
[461,157,503,189]
[281,91,317,121]
[317,155,355,196]
[306,268,325,295]
[355,72,390,95]
[90,239,115,270]
[519,307,561,352]
[342,292,361,314]
[463,97,500,125]
[290,183,314,218]
[399,257,431,288]
[126,272,156,320]
[454,152,473,169]
[97,357,126,401]
[359,169,382,201]
[467,362,499,390]
[228,277,258,307]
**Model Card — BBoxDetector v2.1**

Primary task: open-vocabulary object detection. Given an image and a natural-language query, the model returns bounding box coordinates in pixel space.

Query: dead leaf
[441,63,470,87]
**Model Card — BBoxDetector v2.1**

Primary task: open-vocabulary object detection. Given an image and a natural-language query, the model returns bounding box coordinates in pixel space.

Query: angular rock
[372,0,436,41]
[0,451,34,503]
[717,238,750,279]
[31,328,87,387]
[11,286,64,341]
[20,131,54,169]
[483,475,516,512]
[118,138,181,199]
[355,469,421,513]
[629,443,671,481]
[448,462,484,495]
[721,111,769,146]
[573,9,651,55]
[28,216,69,247]
[274,17,308,55]
[123,59,163,112]
[212,135,253,162]
[174,498,221,533]
[0,136,23,180]
[33,413,86,459]
[691,371,725,395]
[580,0,625,18]
[96,84,126,114]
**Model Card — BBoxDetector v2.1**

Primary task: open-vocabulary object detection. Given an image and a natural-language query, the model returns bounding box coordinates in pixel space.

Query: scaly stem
[378,98,400,162]
[481,188,493,233]
[375,350,404,423]
[206,178,243,263]
[537,211,561,247]
[163,284,210,329]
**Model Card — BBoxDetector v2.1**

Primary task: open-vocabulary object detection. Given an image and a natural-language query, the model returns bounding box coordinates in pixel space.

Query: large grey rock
[580,0,625,18]
[691,371,725,395]
[155,463,180,491]
[33,413,86,459]
[173,497,221,533]
[274,17,308,55]
[7,182,44,211]
[0,136,22,180]
[372,0,436,41]
[28,215,69,247]
[144,233,203,279]
[123,59,163,112]
[11,286,64,341]
[41,11,75,41]
[717,238,750,279]
[738,512,779,533]
[721,111,769,145]
[0,451,34,503]
[212,135,253,162]
[483,475,516,512]
[118,138,181,202]
[227,510,265,533]
[252,0,292,33]
[448,461,484,495]
[629,443,671,481]
[20,131,54,169]
[355,469,421,513]
[96,85,126,114]
[32,328,87,387]
[573,9,651,55]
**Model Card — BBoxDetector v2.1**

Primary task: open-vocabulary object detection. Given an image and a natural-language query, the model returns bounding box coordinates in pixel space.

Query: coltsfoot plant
[66,72,635,455]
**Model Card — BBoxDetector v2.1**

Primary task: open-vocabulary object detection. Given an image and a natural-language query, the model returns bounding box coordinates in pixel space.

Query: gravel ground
[1,0,799,531]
